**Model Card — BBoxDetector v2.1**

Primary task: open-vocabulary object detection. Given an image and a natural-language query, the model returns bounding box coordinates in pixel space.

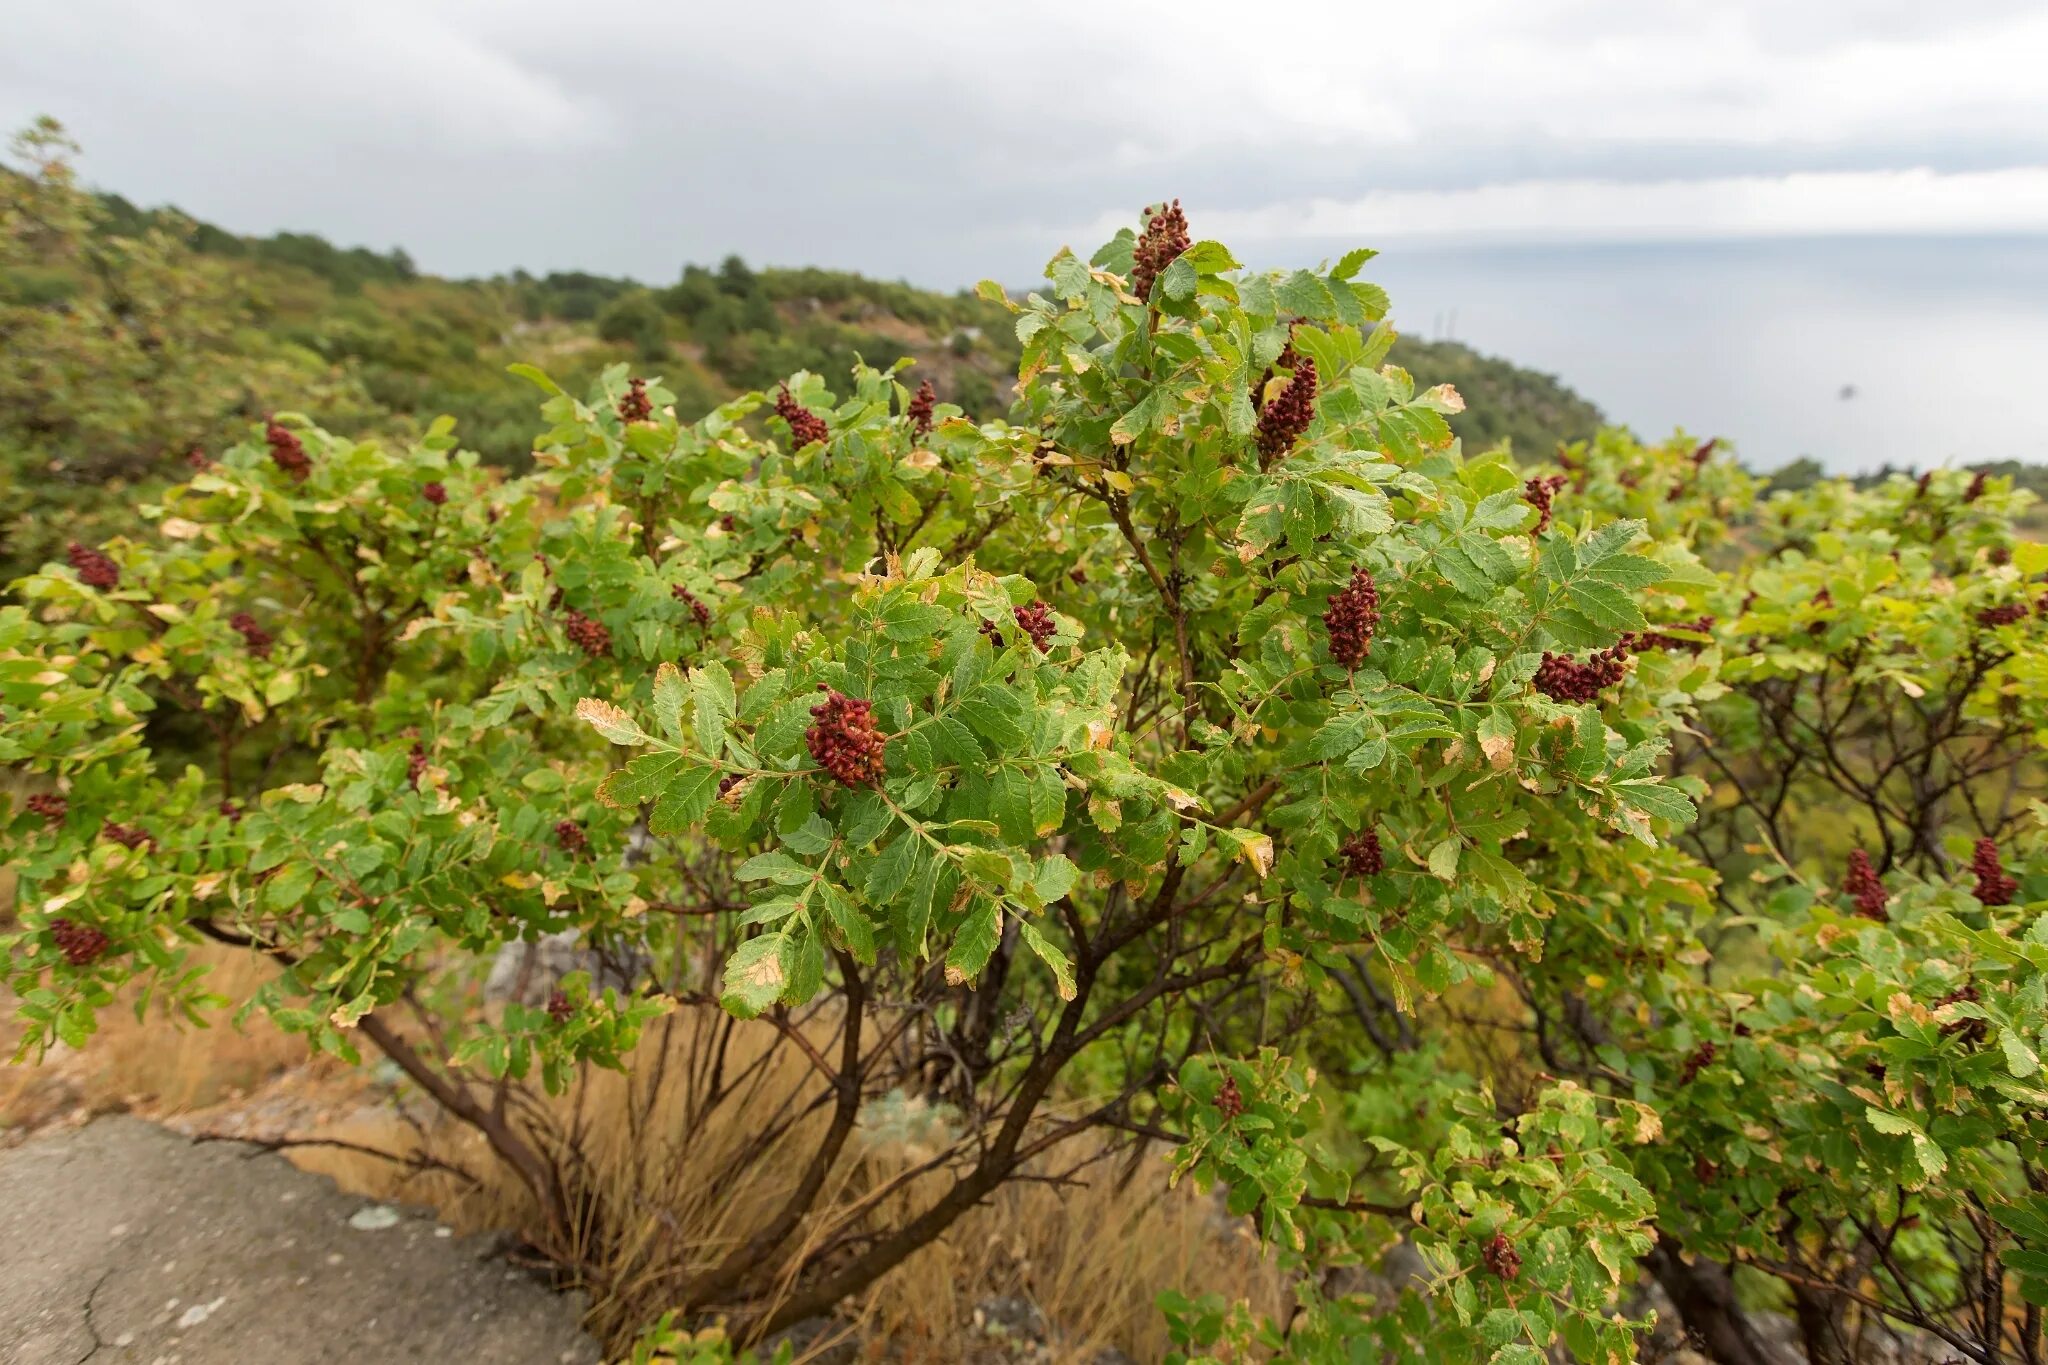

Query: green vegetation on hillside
[2,120,1623,585]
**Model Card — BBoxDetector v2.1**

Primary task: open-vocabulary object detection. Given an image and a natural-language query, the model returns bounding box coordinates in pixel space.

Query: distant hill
[92,191,1610,462]
[4,121,1618,578]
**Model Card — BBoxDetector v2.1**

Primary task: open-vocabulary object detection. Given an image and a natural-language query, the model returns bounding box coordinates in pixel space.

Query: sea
[1344,235,2048,475]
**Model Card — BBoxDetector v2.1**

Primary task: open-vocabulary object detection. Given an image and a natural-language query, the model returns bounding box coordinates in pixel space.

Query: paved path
[0,1116,603,1365]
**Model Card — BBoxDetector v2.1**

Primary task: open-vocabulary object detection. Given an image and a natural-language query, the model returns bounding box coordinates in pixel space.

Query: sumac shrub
[13,202,2043,1365]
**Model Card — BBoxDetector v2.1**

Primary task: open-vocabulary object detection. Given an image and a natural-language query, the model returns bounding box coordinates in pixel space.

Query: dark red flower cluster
[219,799,243,822]
[1322,566,1381,670]
[1934,983,1987,1044]
[563,609,612,659]
[1690,438,1718,467]
[1214,1073,1244,1121]
[1678,1041,1717,1084]
[1989,545,2011,567]
[407,742,429,791]
[672,585,712,628]
[1965,470,1989,502]
[775,384,830,449]
[421,481,448,506]
[1533,643,1630,703]
[618,377,653,424]
[1525,473,1568,533]
[1254,356,1318,466]
[1627,615,1716,655]
[1340,830,1384,878]
[230,611,273,658]
[26,792,67,824]
[1843,849,1888,921]
[102,822,153,851]
[1129,198,1191,300]
[554,819,588,855]
[1915,471,1932,499]
[1693,1154,1720,1185]
[716,772,745,800]
[67,542,119,590]
[546,989,574,1023]
[979,617,1005,649]
[265,421,311,483]
[186,447,210,471]
[50,918,109,967]
[805,686,887,787]
[1977,602,2029,628]
[1972,837,2019,906]
[1012,601,1056,653]
[1482,1234,1522,1281]
[907,379,937,437]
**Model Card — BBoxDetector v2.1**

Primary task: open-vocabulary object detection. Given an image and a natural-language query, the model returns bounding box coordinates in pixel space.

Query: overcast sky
[5,0,2047,288]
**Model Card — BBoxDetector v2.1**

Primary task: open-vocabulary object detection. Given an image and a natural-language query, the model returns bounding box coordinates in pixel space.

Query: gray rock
[484,931,646,1006]
[0,1115,600,1365]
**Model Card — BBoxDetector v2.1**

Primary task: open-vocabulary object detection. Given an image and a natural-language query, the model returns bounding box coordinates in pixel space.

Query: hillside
[4,119,1604,580]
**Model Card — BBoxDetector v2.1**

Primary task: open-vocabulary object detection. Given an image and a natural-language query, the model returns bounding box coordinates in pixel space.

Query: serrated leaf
[945,900,1002,986]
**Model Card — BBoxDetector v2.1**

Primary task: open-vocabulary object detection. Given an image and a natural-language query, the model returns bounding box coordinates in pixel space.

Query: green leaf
[1427,838,1460,881]
[720,934,788,1017]
[945,899,1002,986]
[651,662,688,740]
[736,851,813,886]
[690,662,735,756]
[1017,919,1076,1000]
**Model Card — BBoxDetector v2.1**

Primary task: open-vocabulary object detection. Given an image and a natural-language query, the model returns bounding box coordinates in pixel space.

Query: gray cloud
[4,0,2045,287]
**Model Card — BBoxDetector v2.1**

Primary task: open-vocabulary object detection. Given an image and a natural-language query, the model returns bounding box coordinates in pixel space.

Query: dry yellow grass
[292,1007,1286,1360]
[2,950,1284,1360]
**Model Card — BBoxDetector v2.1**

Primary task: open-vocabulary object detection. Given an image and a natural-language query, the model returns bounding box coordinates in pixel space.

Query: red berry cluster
[1533,642,1630,703]
[102,822,153,850]
[554,819,588,856]
[980,617,1005,648]
[1678,1040,1717,1084]
[421,481,448,506]
[50,918,110,967]
[907,379,937,437]
[1525,473,1568,533]
[1254,356,1318,466]
[805,687,887,787]
[1627,615,1715,655]
[618,377,653,424]
[1972,837,2018,906]
[1990,546,2012,567]
[716,773,745,800]
[1129,198,1192,300]
[775,384,830,450]
[1322,566,1380,670]
[1934,983,1987,1044]
[26,792,67,824]
[563,609,612,659]
[672,585,712,628]
[1482,1234,1522,1282]
[230,611,274,658]
[1012,601,1056,653]
[1966,471,1988,502]
[266,421,311,483]
[1842,849,1888,921]
[1340,830,1384,878]
[68,542,120,589]
[1977,602,2029,628]
[1213,1073,1244,1121]
[407,742,429,791]
[546,989,574,1023]
[186,448,211,471]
